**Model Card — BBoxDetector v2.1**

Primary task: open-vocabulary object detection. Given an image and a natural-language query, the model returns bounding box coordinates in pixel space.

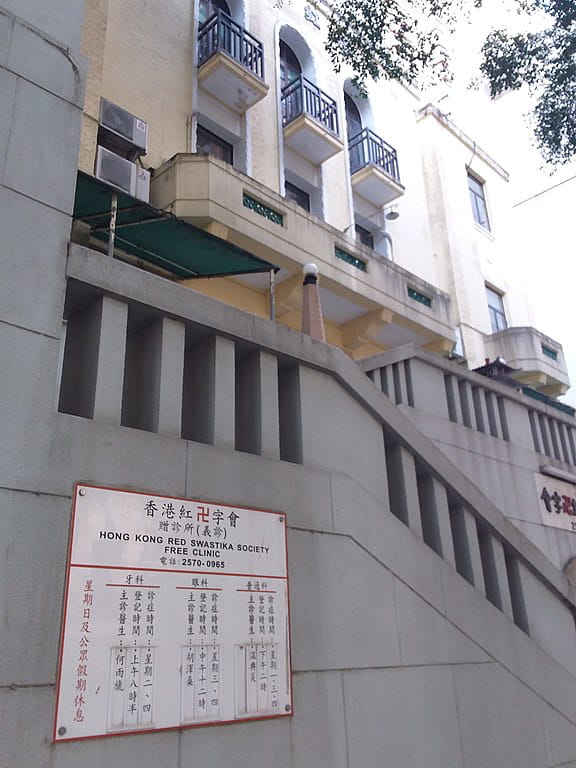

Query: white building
[77,0,569,396]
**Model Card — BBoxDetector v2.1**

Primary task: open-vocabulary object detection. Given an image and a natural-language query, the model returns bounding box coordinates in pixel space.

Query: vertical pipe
[269,269,276,321]
[107,191,118,258]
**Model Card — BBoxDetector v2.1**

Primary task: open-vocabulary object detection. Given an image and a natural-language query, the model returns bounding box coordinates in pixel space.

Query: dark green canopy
[73,171,276,278]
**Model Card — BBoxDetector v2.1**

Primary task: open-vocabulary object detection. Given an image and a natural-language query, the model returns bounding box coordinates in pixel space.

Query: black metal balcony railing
[348,128,400,183]
[281,76,339,136]
[198,10,264,80]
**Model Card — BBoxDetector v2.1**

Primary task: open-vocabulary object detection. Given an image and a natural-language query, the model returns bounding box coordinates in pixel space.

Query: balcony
[281,76,343,165]
[150,154,455,357]
[197,10,269,113]
[484,327,569,397]
[349,129,404,207]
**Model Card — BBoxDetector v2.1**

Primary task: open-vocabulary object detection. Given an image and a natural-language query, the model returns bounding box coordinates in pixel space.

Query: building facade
[2,1,576,767]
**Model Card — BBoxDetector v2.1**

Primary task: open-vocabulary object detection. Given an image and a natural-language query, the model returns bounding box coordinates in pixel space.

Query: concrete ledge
[361,343,575,427]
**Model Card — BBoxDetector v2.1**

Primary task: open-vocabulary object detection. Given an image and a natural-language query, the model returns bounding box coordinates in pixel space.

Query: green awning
[73,171,276,278]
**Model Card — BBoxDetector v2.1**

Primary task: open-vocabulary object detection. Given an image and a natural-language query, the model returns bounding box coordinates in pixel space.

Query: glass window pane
[468,172,490,230]
[285,181,310,212]
[486,286,507,333]
[344,93,362,139]
[197,125,233,165]
[355,224,374,249]
[199,0,230,24]
[279,41,301,87]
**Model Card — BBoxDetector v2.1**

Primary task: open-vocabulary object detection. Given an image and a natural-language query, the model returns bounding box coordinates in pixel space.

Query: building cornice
[417,103,510,181]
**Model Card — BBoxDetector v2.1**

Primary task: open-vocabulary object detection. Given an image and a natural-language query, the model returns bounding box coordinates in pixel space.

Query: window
[285,181,310,212]
[468,172,490,230]
[196,125,233,165]
[199,0,230,25]
[344,93,362,139]
[486,285,507,333]
[355,224,374,249]
[279,41,301,87]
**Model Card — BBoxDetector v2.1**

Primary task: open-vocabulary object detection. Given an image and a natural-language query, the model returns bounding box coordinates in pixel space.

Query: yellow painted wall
[76,0,547,375]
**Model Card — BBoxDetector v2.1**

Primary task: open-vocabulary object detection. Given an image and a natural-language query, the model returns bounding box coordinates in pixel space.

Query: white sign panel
[535,472,576,532]
[53,484,291,742]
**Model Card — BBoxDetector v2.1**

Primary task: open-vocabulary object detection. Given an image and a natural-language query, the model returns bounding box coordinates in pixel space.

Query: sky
[429,0,576,407]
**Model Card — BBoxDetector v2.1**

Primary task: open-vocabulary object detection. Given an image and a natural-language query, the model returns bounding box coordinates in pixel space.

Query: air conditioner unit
[95,146,150,203]
[98,98,148,159]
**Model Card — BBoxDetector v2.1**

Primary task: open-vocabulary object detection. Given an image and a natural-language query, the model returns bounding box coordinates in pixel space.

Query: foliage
[480,2,576,163]
[325,0,478,93]
[324,0,576,164]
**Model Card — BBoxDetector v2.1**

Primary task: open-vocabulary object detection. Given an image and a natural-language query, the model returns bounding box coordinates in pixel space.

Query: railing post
[478,528,513,617]
[492,538,514,619]
[235,350,280,460]
[472,385,489,433]
[418,476,456,567]
[58,295,128,423]
[385,443,423,536]
[155,317,186,438]
[181,334,235,448]
[463,509,486,595]
[88,296,127,424]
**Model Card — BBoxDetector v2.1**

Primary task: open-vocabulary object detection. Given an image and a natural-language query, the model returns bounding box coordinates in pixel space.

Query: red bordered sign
[53,484,292,742]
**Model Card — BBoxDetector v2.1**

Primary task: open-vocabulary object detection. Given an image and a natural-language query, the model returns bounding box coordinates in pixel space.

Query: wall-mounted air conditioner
[98,98,148,159]
[95,146,150,203]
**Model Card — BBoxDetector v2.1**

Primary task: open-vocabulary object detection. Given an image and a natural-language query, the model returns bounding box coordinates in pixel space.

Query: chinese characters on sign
[54,485,291,742]
[535,472,576,533]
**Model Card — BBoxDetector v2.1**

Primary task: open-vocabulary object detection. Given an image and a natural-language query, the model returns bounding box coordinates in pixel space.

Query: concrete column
[379,366,392,398]
[505,399,534,449]
[259,351,280,459]
[462,509,486,595]
[236,350,280,459]
[92,296,128,424]
[505,556,530,633]
[548,419,562,461]
[278,364,302,464]
[492,537,514,620]
[409,359,449,417]
[385,443,423,536]
[457,379,474,428]
[567,426,576,465]
[496,396,510,441]
[537,414,552,457]
[419,477,456,567]
[182,334,235,448]
[528,409,541,453]
[444,374,463,425]
[556,422,571,464]
[155,317,185,438]
[391,362,409,405]
[471,385,489,434]
[213,335,236,449]
[479,530,514,618]
[484,391,502,439]
[59,295,128,421]
[121,315,184,435]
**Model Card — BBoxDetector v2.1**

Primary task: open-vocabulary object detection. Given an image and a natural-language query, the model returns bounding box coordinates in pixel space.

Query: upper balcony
[349,128,404,207]
[197,10,269,113]
[281,76,343,165]
[484,327,569,397]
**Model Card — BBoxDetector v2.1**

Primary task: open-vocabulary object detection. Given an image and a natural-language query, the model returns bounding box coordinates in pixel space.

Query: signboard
[535,472,576,532]
[53,484,291,742]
